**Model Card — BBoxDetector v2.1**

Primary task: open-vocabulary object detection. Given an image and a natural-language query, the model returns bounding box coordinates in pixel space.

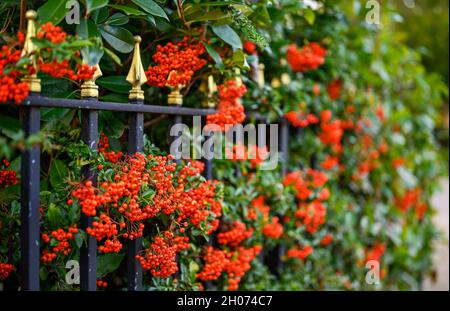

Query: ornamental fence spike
[126,36,147,100]
[21,10,41,93]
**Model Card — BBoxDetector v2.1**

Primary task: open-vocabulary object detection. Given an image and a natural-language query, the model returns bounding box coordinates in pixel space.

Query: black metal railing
[9,91,291,291]
[1,10,293,292]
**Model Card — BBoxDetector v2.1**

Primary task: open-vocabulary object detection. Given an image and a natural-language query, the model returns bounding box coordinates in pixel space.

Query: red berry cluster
[286,42,327,73]
[295,200,326,234]
[196,245,262,291]
[145,37,207,88]
[39,60,96,82]
[247,195,270,221]
[320,234,334,246]
[0,40,29,104]
[320,155,339,170]
[41,225,78,263]
[70,141,223,260]
[262,217,283,239]
[243,41,257,55]
[87,214,122,253]
[217,221,253,247]
[225,144,269,168]
[0,159,18,189]
[365,243,386,262]
[283,169,330,235]
[196,247,229,281]
[225,246,261,290]
[287,245,314,260]
[394,188,427,220]
[97,279,108,288]
[149,155,221,231]
[98,133,124,163]
[327,79,342,100]
[285,110,319,128]
[283,169,328,200]
[0,262,14,281]
[37,22,67,44]
[206,80,247,131]
[136,231,190,278]
[319,110,344,152]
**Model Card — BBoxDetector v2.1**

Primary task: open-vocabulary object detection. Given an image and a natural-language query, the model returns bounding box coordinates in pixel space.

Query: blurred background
[393,0,449,291]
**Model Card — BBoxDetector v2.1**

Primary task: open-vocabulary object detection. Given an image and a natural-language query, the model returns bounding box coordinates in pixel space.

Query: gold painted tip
[134,36,142,43]
[26,10,37,20]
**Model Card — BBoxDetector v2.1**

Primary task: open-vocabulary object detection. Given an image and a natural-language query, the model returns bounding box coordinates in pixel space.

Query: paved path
[424,179,449,291]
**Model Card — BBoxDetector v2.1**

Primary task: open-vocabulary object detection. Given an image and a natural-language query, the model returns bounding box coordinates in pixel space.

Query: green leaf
[186,9,225,24]
[86,0,109,14]
[304,9,316,25]
[108,4,146,16]
[106,13,129,26]
[48,203,64,227]
[92,7,109,24]
[77,19,104,65]
[203,42,223,68]
[97,253,125,277]
[211,24,242,50]
[99,111,126,138]
[74,231,85,248]
[104,47,123,66]
[96,76,131,94]
[37,0,69,25]
[49,159,69,189]
[232,49,249,70]
[99,25,134,54]
[131,0,169,20]
[0,116,21,132]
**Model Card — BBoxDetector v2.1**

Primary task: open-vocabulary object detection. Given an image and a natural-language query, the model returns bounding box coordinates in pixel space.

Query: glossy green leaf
[108,4,146,16]
[131,0,169,20]
[106,13,129,26]
[37,0,69,25]
[97,253,125,277]
[49,159,69,188]
[86,0,109,14]
[99,25,134,54]
[96,76,131,94]
[211,24,243,50]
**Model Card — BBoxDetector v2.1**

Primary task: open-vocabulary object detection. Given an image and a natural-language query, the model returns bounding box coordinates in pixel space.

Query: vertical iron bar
[170,114,183,163]
[20,94,41,291]
[202,119,214,290]
[127,99,144,291]
[280,119,289,176]
[80,102,98,291]
[266,119,289,275]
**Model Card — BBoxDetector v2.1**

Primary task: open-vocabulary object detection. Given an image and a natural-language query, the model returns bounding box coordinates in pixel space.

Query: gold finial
[21,10,41,93]
[126,36,147,100]
[257,63,265,88]
[81,64,102,98]
[166,71,185,105]
[281,73,291,85]
[271,77,281,88]
[200,75,217,108]
[234,68,243,87]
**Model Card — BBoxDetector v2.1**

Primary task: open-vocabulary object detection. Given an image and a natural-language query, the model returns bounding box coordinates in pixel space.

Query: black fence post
[19,10,41,291]
[127,100,144,291]
[20,94,41,291]
[265,118,289,275]
[79,66,101,291]
[125,35,146,291]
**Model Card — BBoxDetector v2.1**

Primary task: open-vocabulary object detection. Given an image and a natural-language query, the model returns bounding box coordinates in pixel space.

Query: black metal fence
[2,10,292,291]
[9,90,290,291]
